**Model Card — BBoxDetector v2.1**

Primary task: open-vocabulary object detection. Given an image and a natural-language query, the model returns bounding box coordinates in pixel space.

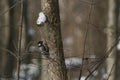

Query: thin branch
[78,0,93,80]
[0,47,17,59]
[80,0,103,5]
[78,25,88,80]
[0,1,22,16]
[16,0,24,80]
[85,38,120,80]
[85,60,103,80]
[12,40,18,53]
[106,63,115,80]
[87,60,100,70]
[88,22,106,35]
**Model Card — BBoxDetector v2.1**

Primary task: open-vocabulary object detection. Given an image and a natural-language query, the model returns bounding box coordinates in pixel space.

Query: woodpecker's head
[38,41,43,47]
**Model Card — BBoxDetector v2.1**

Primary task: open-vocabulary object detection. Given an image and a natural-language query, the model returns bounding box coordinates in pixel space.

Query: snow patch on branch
[65,57,82,68]
[36,12,47,25]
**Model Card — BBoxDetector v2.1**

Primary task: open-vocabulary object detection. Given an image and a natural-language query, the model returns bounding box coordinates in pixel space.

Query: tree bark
[0,0,14,79]
[106,0,119,80]
[40,0,67,80]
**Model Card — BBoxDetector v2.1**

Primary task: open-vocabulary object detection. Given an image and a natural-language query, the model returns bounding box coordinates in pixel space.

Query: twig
[16,0,24,80]
[106,63,115,80]
[85,60,103,80]
[78,0,93,80]
[0,47,17,59]
[12,40,18,53]
[85,38,120,80]
[0,0,22,16]
[80,0,103,5]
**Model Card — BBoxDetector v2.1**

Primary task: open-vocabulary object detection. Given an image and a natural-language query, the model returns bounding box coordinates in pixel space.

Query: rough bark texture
[40,0,67,80]
[107,0,119,80]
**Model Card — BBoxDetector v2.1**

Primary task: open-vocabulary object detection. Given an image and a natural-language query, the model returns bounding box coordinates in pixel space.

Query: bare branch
[0,0,22,16]
[78,0,93,79]
[0,47,17,59]
[16,0,24,80]
[106,63,115,80]
[85,38,120,80]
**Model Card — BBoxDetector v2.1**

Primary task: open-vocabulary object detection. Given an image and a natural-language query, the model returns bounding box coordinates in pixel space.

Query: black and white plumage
[38,41,49,56]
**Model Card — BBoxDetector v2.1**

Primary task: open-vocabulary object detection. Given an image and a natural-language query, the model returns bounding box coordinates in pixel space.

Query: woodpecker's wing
[44,43,49,52]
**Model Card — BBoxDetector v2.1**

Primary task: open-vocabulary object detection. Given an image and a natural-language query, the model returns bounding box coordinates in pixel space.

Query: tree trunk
[0,0,14,79]
[106,0,119,80]
[40,0,67,80]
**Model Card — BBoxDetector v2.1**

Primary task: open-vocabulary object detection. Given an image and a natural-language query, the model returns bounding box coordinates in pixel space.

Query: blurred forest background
[0,0,120,80]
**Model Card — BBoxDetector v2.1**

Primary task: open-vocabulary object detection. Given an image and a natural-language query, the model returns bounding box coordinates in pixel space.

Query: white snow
[65,57,82,68]
[13,63,39,80]
[102,73,108,79]
[36,12,47,25]
[117,41,120,50]
[74,76,86,80]
[27,64,39,77]
[80,76,86,80]
[27,64,39,80]
[13,64,28,80]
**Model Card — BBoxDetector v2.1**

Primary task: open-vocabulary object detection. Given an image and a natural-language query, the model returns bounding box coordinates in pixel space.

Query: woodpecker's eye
[38,41,43,47]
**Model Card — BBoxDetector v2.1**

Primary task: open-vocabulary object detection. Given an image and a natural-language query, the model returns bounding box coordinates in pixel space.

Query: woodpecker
[37,41,49,56]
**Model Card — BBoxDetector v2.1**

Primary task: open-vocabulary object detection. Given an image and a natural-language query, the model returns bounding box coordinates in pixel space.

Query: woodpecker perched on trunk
[37,41,49,56]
